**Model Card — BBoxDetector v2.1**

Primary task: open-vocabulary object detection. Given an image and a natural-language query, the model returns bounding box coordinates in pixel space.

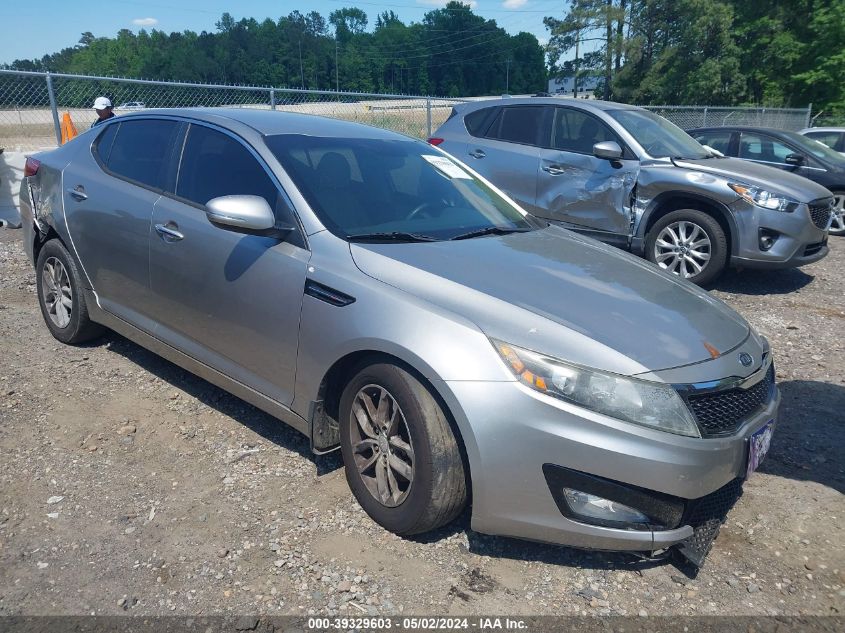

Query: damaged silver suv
[431,98,833,284]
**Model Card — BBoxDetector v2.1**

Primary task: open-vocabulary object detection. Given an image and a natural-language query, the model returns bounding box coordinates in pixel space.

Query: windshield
[608,109,710,160]
[783,130,845,166]
[265,134,538,241]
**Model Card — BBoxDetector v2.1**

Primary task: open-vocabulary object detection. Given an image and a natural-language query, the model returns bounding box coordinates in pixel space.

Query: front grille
[808,198,833,229]
[686,363,775,437]
[674,478,743,568]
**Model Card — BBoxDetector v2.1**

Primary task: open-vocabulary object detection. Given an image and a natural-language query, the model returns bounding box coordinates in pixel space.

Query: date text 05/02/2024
[306,617,529,630]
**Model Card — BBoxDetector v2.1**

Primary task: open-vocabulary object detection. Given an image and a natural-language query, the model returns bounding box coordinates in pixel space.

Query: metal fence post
[805,104,812,128]
[270,88,276,111]
[45,72,62,145]
[702,107,708,127]
[426,97,432,138]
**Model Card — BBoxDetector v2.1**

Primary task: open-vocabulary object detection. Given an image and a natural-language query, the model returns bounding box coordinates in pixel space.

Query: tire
[829,191,845,236]
[339,362,467,536]
[645,209,728,285]
[35,239,104,344]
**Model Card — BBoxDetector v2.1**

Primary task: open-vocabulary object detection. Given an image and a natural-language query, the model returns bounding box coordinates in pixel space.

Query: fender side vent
[304,280,355,307]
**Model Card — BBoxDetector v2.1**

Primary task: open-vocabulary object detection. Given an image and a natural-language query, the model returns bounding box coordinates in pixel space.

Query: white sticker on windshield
[422,154,472,179]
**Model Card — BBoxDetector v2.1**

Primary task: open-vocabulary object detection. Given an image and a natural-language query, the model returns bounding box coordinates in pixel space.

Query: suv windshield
[608,109,710,160]
[265,134,538,241]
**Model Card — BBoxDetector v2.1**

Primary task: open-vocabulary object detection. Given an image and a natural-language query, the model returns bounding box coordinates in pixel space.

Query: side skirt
[84,289,310,437]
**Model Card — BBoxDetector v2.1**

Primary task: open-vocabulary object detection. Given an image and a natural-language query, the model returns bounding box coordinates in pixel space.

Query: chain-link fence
[642,105,812,132]
[0,70,463,151]
[0,69,816,152]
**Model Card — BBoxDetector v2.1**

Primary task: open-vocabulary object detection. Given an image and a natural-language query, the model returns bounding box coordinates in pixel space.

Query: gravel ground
[0,227,843,618]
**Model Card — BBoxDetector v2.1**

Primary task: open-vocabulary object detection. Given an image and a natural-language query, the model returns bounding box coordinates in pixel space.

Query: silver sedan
[18,109,779,567]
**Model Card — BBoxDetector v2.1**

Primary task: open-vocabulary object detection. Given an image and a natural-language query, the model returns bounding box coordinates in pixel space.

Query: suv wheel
[830,191,845,236]
[646,209,727,285]
[339,362,467,536]
[36,239,104,344]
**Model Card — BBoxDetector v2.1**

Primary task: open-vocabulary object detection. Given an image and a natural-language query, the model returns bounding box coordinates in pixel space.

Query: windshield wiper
[347,231,438,243]
[450,226,532,241]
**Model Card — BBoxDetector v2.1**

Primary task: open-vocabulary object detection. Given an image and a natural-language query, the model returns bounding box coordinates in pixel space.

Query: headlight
[493,340,700,437]
[728,182,798,212]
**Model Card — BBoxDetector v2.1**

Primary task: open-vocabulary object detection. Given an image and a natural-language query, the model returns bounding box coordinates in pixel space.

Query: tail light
[24,157,40,177]
[427,137,444,146]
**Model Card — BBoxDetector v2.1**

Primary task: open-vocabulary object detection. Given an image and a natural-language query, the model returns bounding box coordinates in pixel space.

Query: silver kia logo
[739,352,753,367]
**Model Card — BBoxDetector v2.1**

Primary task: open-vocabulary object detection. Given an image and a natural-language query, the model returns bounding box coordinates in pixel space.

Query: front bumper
[730,198,829,269]
[445,378,779,552]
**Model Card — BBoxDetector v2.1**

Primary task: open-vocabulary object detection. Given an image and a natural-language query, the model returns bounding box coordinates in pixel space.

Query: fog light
[758,228,779,251]
[563,488,650,524]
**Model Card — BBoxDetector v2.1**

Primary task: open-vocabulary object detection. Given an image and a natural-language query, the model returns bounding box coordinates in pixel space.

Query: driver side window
[552,108,617,154]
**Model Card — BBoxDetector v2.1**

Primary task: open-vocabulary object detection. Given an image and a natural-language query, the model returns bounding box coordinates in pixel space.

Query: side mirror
[593,140,623,160]
[205,195,292,239]
[785,153,805,166]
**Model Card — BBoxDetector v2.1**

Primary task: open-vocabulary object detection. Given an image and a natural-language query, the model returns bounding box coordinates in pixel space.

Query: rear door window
[104,119,180,189]
[485,106,545,146]
[692,130,733,155]
[804,131,842,152]
[552,108,619,154]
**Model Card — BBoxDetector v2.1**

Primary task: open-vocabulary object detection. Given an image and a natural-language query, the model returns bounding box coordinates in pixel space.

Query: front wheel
[646,209,728,285]
[339,362,467,536]
[829,191,845,236]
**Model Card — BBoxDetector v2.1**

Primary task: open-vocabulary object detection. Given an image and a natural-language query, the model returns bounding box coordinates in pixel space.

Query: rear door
[535,106,639,235]
[463,105,546,212]
[148,123,309,405]
[63,118,183,330]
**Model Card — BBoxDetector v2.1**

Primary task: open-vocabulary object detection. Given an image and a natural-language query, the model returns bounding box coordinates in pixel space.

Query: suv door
[148,123,309,405]
[63,118,183,329]
[464,105,546,212]
[536,106,639,236]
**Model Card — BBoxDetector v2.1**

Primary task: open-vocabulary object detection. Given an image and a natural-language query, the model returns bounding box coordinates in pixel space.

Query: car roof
[115,107,414,140]
[688,126,794,134]
[457,96,642,113]
[799,127,845,133]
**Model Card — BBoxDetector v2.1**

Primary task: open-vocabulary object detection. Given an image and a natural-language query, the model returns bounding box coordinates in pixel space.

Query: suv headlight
[728,183,798,212]
[493,340,700,437]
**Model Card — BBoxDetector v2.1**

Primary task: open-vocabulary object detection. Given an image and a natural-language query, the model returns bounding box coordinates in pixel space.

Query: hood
[350,225,749,376]
[673,157,833,202]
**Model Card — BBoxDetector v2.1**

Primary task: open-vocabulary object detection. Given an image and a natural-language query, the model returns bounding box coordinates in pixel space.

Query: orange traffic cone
[61,112,78,144]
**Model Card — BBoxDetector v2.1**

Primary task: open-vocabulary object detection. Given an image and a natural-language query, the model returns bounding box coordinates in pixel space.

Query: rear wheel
[829,191,845,236]
[646,209,728,285]
[339,362,467,536]
[36,239,103,344]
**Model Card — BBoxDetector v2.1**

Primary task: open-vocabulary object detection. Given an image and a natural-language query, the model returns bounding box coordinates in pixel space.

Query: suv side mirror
[205,195,292,239]
[593,141,623,160]
[785,153,805,166]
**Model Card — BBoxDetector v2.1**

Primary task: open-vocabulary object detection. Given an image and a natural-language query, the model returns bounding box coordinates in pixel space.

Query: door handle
[542,165,565,176]
[468,149,486,159]
[155,223,184,242]
[66,186,87,201]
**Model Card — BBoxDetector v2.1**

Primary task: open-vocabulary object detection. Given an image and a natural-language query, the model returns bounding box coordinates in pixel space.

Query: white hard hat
[93,96,112,110]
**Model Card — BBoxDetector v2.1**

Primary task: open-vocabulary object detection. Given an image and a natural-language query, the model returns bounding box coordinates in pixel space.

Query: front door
[148,123,309,405]
[535,107,639,236]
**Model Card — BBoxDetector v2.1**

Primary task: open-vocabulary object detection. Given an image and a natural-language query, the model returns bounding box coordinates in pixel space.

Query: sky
[0,0,564,65]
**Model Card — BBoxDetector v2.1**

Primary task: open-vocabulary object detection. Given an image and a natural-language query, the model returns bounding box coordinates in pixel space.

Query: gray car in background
[431,98,833,284]
[19,109,780,567]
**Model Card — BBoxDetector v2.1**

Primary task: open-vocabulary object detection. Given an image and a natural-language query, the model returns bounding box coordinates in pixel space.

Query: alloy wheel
[349,384,415,508]
[41,256,73,328]
[831,194,845,235]
[653,220,712,279]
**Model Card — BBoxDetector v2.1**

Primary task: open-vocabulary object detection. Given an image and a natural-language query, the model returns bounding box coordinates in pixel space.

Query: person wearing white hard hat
[91,97,115,128]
